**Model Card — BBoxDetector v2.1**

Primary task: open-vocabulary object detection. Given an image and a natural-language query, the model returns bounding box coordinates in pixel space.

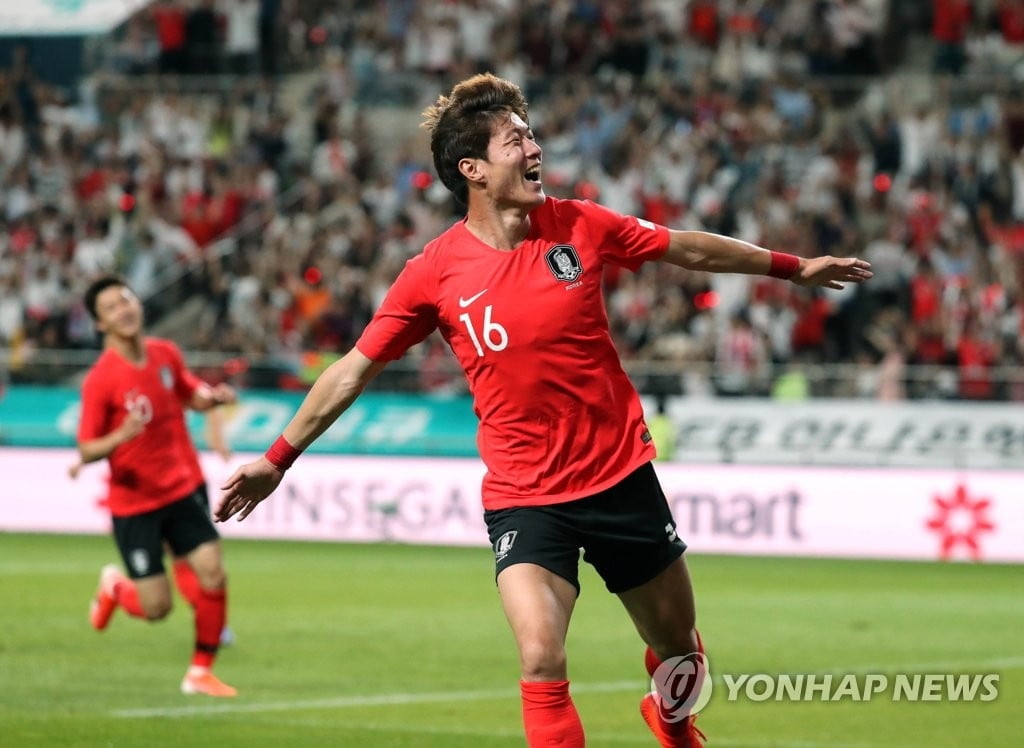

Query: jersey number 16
[459,305,508,357]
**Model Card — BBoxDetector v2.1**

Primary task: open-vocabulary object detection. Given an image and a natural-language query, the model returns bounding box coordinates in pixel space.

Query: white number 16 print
[459,305,508,356]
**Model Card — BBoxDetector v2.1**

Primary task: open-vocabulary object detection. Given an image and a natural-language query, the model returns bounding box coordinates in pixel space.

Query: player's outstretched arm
[214,348,386,522]
[662,230,872,288]
[190,382,237,411]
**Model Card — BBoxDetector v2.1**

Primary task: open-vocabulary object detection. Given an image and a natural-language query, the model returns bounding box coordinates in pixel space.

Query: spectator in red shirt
[997,0,1024,44]
[152,0,188,75]
[957,315,998,399]
[910,257,944,324]
[932,0,973,74]
[688,0,720,47]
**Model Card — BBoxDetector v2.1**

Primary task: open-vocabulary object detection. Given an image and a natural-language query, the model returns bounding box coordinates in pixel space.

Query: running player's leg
[173,484,234,645]
[580,463,704,747]
[165,491,235,697]
[619,558,706,748]
[618,555,699,663]
[498,564,583,748]
[486,507,585,747]
[93,510,174,629]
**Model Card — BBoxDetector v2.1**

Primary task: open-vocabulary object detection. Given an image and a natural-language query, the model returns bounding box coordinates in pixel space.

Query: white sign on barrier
[1,448,1021,563]
[653,398,1024,469]
[0,1,151,36]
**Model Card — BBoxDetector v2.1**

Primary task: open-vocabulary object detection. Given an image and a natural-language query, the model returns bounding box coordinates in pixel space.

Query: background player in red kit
[77,275,238,697]
[216,74,872,745]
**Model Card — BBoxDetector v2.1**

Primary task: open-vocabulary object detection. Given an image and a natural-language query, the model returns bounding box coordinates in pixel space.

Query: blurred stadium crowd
[1,0,1023,400]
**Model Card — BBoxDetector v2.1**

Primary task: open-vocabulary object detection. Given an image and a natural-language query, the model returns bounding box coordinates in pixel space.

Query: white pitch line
[112,680,639,719]
[111,654,1024,720]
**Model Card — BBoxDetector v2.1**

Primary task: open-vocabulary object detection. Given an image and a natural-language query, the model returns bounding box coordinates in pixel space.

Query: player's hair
[84,275,131,319]
[421,73,529,206]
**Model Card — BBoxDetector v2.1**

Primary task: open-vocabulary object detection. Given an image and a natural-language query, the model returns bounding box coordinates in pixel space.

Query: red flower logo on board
[925,484,995,561]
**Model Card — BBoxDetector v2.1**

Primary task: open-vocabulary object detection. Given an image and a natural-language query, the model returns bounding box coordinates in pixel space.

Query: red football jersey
[357,197,669,509]
[78,338,205,517]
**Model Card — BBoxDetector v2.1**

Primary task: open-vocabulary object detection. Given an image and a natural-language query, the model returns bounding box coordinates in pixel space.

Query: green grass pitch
[1,533,1021,746]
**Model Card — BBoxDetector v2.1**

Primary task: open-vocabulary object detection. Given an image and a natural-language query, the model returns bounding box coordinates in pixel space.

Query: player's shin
[641,629,707,747]
[173,559,202,606]
[191,585,227,668]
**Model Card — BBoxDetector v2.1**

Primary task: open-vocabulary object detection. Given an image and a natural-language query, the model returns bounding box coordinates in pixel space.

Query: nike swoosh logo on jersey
[458,289,488,307]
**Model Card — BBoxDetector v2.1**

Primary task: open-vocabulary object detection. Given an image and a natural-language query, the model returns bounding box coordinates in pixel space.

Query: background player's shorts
[483,462,686,594]
[191,483,211,514]
[111,486,221,579]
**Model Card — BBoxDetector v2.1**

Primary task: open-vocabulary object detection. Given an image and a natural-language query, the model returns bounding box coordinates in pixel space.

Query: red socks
[645,644,662,677]
[113,577,145,618]
[190,585,227,668]
[173,560,227,668]
[173,559,202,606]
[521,680,585,747]
[643,630,707,747]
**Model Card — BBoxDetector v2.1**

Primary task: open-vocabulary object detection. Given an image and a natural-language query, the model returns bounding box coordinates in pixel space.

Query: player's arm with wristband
[215,348,386,522]
[661,230,872,288]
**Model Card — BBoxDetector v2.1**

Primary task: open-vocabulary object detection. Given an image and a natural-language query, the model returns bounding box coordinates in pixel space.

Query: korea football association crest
[159,365,173,390]
[129,549,150,576]
[545,244,583,282]
[494,530,518,562]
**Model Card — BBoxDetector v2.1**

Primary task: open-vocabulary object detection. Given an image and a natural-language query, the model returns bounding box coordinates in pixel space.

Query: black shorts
[483,462,687,594]
[111,486,220,579]
[191,483,211,514]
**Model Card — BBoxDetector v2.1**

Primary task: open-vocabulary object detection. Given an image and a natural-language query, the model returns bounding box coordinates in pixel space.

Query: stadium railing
[2,347,1021,402]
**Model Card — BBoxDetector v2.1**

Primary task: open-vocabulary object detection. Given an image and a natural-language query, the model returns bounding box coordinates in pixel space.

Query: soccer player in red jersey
[77,275,238,697]
[215,74,872,744]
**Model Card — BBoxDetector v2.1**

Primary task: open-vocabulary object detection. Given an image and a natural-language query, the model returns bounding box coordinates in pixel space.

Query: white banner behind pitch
[653,398,1024,469]
[2,448,1021,563]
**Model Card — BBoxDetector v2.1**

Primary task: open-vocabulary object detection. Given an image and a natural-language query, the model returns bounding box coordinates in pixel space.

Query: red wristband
[767,251,800,280]
[265,435,301,471]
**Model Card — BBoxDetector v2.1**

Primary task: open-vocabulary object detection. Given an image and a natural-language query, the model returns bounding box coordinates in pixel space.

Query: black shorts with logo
[111,485,220,579]
[483,462,687,594]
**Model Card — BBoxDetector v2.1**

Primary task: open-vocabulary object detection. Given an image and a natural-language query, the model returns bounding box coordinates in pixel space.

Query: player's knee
[143,600,173,620]
[518,640,567,681]
[197,568,227,590]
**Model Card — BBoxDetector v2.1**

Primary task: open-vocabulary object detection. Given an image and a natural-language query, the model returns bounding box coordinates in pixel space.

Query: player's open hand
[215,457,284,522]
[118,407,146,442]
[210,383,237,405]
[792,256,872,290]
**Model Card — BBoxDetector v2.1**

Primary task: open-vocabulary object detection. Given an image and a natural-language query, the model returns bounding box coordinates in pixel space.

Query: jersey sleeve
[356,253,439,362]
[164,340,204,402]
[77,371,111,442]
[581,200,670,271]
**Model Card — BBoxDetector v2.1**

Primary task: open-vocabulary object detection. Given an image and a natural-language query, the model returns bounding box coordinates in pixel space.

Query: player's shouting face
[480,112,544,210]
[94,285,143,340]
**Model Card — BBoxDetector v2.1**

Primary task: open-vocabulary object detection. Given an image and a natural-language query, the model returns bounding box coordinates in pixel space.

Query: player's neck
[105,334,146,364]
[464,203,532,251]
